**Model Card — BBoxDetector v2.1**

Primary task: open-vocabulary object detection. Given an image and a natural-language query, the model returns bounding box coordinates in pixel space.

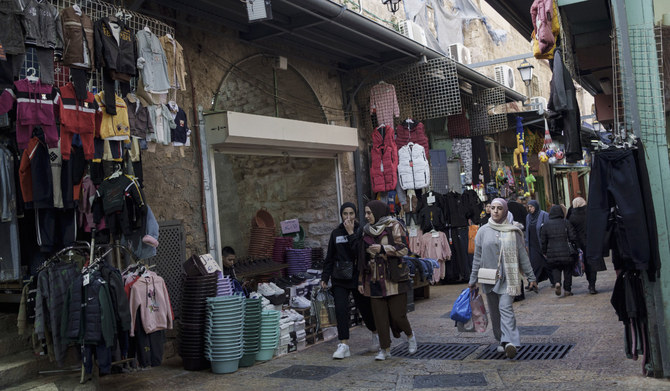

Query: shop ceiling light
[382,0,402,14]
[247,0,273,23]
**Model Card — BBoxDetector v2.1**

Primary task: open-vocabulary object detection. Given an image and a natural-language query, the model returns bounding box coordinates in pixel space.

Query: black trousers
[585,149,650,270]
[551,264,573,292]
[332,284,376,341]
[129,308,165,367]
[83,343,112,375]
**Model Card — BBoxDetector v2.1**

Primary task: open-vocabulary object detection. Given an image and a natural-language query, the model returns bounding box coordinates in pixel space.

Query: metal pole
[198,106,222,263]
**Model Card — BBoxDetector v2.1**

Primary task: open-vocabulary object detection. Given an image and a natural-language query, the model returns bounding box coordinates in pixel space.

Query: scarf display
[487,215,523,296]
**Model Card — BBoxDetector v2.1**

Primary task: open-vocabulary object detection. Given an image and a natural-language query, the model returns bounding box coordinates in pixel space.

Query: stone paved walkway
[8,267,670,390]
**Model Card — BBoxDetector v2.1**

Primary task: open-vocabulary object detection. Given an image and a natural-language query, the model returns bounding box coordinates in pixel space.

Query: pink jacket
[531,0,555,54]
[129,272,174,336]
[370,125,398,193]
[369,82,400,126]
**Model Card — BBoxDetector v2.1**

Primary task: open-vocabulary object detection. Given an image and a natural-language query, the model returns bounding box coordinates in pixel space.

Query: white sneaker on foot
[496,344,505,353]
[374,349,391,361]
[332,343,350,359]
[371,333,380,351]
[408,335,417,354]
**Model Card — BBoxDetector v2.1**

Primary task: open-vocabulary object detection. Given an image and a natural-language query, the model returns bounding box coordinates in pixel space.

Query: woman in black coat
[568,197,604,294]
[541,205,578,297]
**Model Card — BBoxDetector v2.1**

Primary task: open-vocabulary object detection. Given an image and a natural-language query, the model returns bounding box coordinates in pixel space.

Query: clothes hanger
[26,67,38,82]
[143,25,151,33]
[108,163,122,179]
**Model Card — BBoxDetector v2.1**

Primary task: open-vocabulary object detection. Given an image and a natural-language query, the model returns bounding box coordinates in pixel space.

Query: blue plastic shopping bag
[450,288,472,323]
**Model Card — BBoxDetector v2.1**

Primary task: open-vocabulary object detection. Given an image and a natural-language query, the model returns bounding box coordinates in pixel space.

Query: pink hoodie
[530,0,555,54]
[129,271,174,336]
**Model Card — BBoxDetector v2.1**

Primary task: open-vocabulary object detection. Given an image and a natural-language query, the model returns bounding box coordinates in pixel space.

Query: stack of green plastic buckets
[256,310,281,361]
[238,297,262,367]
[205,295,245,374]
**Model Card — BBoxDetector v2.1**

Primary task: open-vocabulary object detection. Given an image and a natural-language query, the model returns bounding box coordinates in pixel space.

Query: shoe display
[268,282,286,295]
[505,344,517,359]
[408,335,417,354]
[332,343,351,359]
[257,283,276,297]
[589,286,598,295]
[290,296,311,309]
[374,349,391,361]
[555,283,562,296]
[371,333,380,351]
[564,291,574,297]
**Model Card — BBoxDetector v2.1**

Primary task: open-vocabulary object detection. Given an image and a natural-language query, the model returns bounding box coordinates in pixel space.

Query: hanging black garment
[548,47,582,163]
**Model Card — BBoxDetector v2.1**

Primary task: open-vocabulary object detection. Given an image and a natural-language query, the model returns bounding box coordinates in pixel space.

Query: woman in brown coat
[358,200,416,361]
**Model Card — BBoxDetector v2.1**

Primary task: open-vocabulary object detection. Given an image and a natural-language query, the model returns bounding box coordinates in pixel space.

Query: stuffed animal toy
[538,151,548,163]
[513,133,525,168]
[524,163,536,194]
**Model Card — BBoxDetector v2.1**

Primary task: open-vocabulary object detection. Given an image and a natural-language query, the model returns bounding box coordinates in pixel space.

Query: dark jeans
[83,343,112,375]
[332,284,376,341]
[551,265,573,292]
[130,308,165,367]
[586,149,650,270]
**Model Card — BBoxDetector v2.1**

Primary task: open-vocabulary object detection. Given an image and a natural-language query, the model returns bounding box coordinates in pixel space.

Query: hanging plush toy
[538,151,548,162]
[495,167,506,189]
[513,117,525,169]
[524,163,536,195]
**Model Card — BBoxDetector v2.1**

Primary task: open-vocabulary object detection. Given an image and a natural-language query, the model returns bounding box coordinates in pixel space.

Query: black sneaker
[505,343,517,359]
[589,286,598,295]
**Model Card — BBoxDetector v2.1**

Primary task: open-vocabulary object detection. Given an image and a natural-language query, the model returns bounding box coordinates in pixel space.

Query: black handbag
[332,259,354,280]
[388,256,410,282]
[565,224,578,257]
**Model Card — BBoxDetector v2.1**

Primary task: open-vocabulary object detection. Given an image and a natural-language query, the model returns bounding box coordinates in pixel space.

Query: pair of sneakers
[496,342,518,359]
[333,333,382,360]
[290,296,311,309]
[257,282,284,297]
[375,334,417,361]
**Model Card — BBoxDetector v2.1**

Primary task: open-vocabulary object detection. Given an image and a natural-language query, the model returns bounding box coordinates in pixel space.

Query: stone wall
[140,21,356,260]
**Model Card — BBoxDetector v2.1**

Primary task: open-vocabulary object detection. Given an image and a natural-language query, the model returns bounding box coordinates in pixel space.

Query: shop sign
[281,219,300,234]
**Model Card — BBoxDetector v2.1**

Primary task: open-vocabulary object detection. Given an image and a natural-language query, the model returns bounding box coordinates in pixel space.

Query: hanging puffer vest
[370,125,398,193]
[398,142,430,190]
[395,121,430,160]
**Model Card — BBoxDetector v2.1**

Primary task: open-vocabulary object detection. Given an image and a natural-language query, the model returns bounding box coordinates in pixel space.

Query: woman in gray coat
[469,198,537,359]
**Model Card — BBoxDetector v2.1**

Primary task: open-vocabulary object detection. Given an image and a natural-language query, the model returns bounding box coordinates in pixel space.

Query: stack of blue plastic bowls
[256,310,281,362]
[205,295,246,374]
[238,297,262,367]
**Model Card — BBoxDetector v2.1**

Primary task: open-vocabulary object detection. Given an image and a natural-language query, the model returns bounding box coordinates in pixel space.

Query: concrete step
[0,332,32,358]
[0,351,53,389]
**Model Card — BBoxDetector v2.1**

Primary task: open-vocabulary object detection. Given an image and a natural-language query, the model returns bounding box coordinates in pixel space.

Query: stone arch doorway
[212,54,327,124]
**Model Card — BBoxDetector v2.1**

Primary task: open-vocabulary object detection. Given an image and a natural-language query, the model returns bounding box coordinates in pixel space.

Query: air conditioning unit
[399,20,427,46]
[494,65,516,89]
[529,96,547,112]
[448,43,471,64]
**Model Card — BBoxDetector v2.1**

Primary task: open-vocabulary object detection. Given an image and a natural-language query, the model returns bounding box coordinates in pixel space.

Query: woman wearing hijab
[541,205,578,297]
[524,200,551,289]
[469,198,537,359]
[358,200,416,361]
[568,197,603,294]
[321,202,378,359]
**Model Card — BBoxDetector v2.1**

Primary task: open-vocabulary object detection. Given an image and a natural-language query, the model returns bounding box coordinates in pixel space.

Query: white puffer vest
[397,142,430,190]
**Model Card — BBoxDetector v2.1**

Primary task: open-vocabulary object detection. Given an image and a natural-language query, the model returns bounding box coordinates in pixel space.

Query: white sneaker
[291,296,310,309]
[374,349,391,361]
[496,344,505,353]
[257,283,275,297]
[332,343,351,359]
[268,282,285,295]
[371,333,380,351]
[408,335,417,354]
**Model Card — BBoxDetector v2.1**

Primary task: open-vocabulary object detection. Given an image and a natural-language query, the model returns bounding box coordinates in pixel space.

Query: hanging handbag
[477,248,501,285]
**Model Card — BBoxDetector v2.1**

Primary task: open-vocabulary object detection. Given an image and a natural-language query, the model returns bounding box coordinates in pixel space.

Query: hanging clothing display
[125,94,154,141]
[471,136,490,185]
[128,270,173,337]
[153,104,176,145]
[369,81,399,127]
[59,82,99,160]
[419,231,451,283]
[59,5,95,70]
[370,125,398,193]
[395,120,430,159]
[95,91,131,142]
[548,47,582,163]
[397,142,430,190]
[136,28,171,94]
[168,101,189,145]
[159,34,186,91]
[0,0,26,57]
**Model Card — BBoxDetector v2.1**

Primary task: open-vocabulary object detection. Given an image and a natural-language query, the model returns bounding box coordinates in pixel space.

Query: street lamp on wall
[517,59,534,87]
[382,0,402,14]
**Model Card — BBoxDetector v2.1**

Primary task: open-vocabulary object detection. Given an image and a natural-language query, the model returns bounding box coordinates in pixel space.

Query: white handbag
[477,249,501,285]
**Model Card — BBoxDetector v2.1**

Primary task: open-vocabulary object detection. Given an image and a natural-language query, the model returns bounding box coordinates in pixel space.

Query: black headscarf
[528,200,541,226]
[366,200,389,223]
[340,202,357,217]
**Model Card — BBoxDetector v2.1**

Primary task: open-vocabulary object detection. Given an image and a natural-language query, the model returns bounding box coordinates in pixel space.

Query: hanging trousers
[485,291,520,347]
[83,343,112,375]
[471,136,491,185]
[551,264,573,292]
[129,308,165,367]
[370,293,412,350]
[331,285,376,341]
[585,149,650,270]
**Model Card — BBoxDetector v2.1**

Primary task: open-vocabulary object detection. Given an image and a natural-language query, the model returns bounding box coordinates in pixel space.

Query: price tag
[83,273,90,286]
[409,227,418,237]
[427,195,436,205]
[431,231,440,238]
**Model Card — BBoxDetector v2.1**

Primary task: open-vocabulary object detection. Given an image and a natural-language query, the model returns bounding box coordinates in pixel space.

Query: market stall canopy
[204,111,358,158]
[135,0,524,101]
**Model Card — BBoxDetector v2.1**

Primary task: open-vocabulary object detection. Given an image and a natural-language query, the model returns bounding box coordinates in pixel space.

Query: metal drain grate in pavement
[477,343,574,360]
[414,373,487,388]
[518,325,559,335]
[267,365,344,381]
[391,343,479,360]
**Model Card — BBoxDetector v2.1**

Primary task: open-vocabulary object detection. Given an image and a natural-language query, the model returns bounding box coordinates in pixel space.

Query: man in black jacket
[321,202,377,359]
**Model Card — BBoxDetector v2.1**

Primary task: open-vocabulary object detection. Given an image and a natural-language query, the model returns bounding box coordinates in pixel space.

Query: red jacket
[395,121,430,160]
[59,83,99,160]
[370,125,398,193]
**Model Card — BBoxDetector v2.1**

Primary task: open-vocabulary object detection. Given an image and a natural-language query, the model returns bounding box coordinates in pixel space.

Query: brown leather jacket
[60,6,95,69]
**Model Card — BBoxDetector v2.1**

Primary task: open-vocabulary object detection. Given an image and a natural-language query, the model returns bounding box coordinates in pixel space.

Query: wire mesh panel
[357,57,461,132]
[469,87,508,136]
[21,0,175,89]
[148,221,186,319]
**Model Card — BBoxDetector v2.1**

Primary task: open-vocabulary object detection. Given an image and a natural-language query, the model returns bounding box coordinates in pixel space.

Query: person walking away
[525,200,552,289]
[358,200,416,361]
[507,194,528,226]
[469,198,537,359]
[568,197,603,294]
[541,205,578,297]
[321,202,378,359]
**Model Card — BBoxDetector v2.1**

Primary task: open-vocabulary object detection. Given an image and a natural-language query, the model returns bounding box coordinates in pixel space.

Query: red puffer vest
[395,121,430,160]
[370,125,398,193]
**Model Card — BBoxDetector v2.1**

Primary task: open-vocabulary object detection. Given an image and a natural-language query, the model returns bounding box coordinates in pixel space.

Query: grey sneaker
[408,335,417,354]
[332,343,350,359]
[375,349,391,361]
